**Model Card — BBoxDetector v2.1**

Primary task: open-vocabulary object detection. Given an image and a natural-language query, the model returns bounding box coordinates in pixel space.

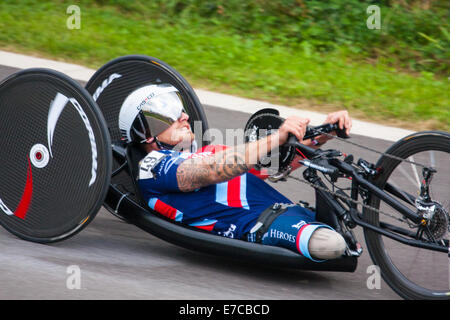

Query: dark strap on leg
[249,203,288,243]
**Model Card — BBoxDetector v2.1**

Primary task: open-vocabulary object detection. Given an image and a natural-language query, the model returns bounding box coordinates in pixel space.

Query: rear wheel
[85,55,209,217]
[363,131,450,299]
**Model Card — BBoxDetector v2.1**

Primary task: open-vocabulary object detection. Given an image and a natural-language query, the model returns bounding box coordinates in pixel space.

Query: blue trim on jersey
[175,210,183,222]
[215,181,228,207]
[240,174,250,210]
[189,219,218,227]
[148,197,157,210]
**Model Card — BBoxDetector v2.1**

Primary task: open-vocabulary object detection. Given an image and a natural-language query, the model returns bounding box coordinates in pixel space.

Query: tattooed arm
[176,115,310,192]
[176,133,275,192]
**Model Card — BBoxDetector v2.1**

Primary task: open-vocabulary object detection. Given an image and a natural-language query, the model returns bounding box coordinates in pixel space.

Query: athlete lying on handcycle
[118,84,352,261]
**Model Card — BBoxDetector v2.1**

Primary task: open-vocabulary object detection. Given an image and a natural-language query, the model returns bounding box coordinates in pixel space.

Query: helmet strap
[153,136,197,153]
[154,136,176,150]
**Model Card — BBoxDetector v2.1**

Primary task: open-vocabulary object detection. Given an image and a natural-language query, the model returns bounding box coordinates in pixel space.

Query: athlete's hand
[278,115,310,145]
[327,110,352,135]
[316,110,352,145]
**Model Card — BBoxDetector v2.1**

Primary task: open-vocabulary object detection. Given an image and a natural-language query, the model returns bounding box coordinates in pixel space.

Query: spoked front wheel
[363,131,450,300]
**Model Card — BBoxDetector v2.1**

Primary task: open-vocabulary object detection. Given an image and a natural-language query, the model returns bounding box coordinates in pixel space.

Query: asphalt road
[0,65,447,300]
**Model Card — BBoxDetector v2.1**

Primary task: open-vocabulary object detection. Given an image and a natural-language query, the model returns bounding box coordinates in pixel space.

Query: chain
[288,174,409,223]
[261,165,408,223]
[308,127,429,168]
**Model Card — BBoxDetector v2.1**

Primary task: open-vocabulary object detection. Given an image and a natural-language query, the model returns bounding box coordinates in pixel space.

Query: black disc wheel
[0,69,111,243]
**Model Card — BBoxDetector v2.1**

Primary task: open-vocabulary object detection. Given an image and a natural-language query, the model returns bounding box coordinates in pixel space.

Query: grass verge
[0,1,448,130]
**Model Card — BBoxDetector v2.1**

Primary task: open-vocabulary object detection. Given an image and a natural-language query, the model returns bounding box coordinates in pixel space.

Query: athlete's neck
[143,140,160,153]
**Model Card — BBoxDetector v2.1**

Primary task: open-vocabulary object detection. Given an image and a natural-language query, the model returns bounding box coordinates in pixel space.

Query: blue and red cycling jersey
[137,144,333,261]
[137,145,293,240]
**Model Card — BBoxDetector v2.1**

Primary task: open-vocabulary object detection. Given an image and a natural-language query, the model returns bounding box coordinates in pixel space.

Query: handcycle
[244,108,449,299]
[283,123,449,300]
[0,55,448,300]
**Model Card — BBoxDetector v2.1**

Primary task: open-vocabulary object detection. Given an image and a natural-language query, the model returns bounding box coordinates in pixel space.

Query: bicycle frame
[299,149,448,254]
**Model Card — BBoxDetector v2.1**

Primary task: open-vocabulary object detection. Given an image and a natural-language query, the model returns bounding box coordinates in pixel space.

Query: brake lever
[333,123,350,139]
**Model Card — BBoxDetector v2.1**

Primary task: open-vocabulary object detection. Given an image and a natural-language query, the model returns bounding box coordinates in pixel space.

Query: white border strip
[0,50,94,81]
[0,50,414,141]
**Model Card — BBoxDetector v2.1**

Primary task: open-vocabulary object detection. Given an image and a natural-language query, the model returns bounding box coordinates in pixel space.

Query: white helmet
[118,83,184,144]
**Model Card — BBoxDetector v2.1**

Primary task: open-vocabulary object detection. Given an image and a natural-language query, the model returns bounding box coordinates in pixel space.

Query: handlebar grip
[287,134,299,145]
[332,123,350,139]
[303,124,329,140]
[303,122,350,140]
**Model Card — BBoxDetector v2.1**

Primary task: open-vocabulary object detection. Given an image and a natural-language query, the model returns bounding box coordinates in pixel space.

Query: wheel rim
[365,133,450,298]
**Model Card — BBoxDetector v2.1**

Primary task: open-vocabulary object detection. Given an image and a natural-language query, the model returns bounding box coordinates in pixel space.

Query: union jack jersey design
[138,145,292,239]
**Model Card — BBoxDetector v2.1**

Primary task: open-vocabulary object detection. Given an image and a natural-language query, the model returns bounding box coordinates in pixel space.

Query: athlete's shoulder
[138,144,228,180]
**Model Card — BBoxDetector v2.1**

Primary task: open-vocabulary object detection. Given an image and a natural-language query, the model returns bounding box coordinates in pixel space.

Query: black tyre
[363,131,450,299]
